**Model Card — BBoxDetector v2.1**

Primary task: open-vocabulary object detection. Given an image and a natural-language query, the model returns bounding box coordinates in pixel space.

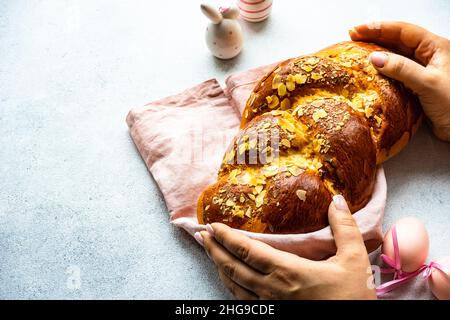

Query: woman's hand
[195,195,376,300]
[350,21,450,141]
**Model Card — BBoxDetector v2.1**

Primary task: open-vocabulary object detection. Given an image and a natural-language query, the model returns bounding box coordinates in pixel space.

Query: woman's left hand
[195,195,377,300]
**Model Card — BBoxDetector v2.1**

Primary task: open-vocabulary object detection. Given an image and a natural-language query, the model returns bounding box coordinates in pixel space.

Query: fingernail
[333,195,349,211]
[206,224,215,236]
[194,232,204,246]
[369,52,388,68]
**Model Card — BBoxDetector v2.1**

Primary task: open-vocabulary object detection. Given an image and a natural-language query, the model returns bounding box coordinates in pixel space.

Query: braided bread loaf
[197,41,422,234]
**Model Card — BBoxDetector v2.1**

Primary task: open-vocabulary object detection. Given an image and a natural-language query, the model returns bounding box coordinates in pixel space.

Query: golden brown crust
[197,41,422,234]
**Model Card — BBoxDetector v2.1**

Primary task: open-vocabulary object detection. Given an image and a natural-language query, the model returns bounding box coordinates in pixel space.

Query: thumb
[369,51,428,94]
[328,195,366,256]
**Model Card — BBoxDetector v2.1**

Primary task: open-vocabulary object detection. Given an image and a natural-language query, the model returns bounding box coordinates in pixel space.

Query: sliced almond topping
[365,107,374,118]
[248,92,257,106]
[294,105,305,117]
[306,57,320,65]
[229,169,241,180]
[281,139,291,148]
[248,193,256,201]
[255,190,266,208]
[277,83,287,97]
[313,138,324,153]
[374,115,382,127]
[288,166,303,177]
[311,73,323,80]
[301,65,313,72]
[224,149,235,163]
[234,209,245,218]
[270,110,284,116]
[205,205,210,211]
[312,109,327,122]
[267,95,279,109]
[238,142,247,155]
[280,98,291,110]
[245,207,252,218]
[296,189,307,201]
[286,80,295,91]
[282,120,296,133]
[255,185,263,194]
[239,194,245,203]
[294,73,308,84]
[263,166,278,177]
[272,74,282,89]
[226,199,235,206]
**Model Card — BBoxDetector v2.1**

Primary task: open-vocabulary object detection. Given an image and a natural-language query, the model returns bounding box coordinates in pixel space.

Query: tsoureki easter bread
[197,41,422,234]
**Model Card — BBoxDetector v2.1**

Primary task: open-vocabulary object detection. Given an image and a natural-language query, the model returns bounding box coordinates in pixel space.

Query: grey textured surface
[0,0,449,299]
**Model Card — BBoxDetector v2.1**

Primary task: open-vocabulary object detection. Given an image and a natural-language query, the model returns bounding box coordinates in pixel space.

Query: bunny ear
[220,6,239,19]
[200,3,223,24]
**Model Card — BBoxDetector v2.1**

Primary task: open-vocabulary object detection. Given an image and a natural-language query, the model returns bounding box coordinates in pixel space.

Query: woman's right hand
[350,21,450,141]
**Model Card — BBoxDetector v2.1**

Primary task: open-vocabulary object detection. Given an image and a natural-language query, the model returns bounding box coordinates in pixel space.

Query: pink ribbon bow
[376,225,449,295]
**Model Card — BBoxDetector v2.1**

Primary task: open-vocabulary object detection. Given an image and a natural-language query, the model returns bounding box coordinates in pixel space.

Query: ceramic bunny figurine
[201,4,243,59]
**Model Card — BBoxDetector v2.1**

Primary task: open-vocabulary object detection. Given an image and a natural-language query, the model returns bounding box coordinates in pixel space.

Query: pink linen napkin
[126,64,386,261]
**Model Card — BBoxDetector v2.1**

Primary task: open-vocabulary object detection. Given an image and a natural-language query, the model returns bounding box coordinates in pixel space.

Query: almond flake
[234,209,245,218]
[255,185,263,194]
[374,115,382,127]
[281,139,291,148]
[301,65,313,72]
[245,207,252,218]
[365,107,374,118]
[205,205,210,211]
[229,169,240,180]
[263,166,278,177]
[294,74,308,84]
[281,120,295,133]
[311,73,323,80]
[226,199,235,206]
[255,190,266,208]
[277,83,287,97]
[238,142,248,155]
[294,105,305,116]
[288,166,303,177]
[270,110,284,116]
[224,149,235,163]
[272,74,282,90]
[306,57,320,65]
[267,95,279,109]
[248,92,256,106]
[280,98,291,110]
[239,194,245,203]
[286,80,295,91]
[296,189,307,201]
[312,109,327,122]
